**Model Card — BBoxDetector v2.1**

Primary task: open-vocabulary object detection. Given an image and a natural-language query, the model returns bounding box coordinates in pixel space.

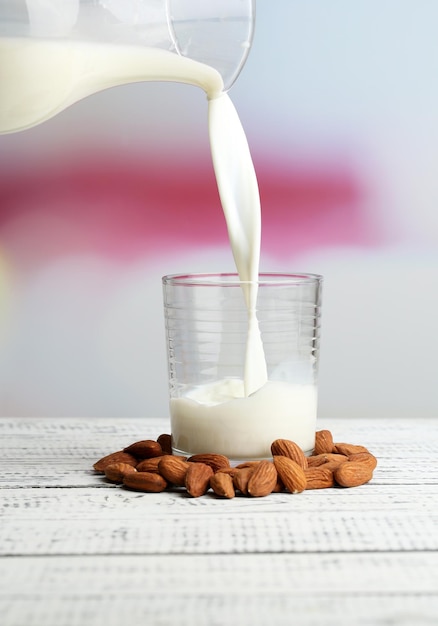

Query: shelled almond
[185,462,213,497]
[247,460,278,497]
[210,472,235,499]
[93,430,378,498]
[104,462,137,483]
[273,456,307,494]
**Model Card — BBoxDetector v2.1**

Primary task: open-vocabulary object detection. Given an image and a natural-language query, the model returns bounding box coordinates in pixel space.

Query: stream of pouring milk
[0,38,316,457]
[0,36,267,391]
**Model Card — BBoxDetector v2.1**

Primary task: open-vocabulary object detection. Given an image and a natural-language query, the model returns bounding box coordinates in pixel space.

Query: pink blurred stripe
[0,154,374,266]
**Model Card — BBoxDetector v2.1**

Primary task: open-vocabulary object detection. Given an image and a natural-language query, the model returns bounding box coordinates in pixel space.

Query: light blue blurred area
[1,0,438,418]
[238,1,438,126]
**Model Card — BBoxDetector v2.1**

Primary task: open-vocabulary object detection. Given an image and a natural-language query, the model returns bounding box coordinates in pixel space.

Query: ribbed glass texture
[162,272,322,458]
[162,273,322,395]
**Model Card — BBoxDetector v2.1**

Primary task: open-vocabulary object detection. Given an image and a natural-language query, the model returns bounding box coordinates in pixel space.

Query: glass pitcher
[0,0,255,134]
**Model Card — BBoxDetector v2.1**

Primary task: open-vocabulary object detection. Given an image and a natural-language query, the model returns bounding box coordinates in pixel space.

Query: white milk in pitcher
[0,37,223,133]
[0,37,317,457]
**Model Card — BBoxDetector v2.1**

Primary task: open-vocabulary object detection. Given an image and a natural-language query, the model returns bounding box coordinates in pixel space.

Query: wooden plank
[2,484,436,518]
[1,486,437,556]
[1,418,437,625]
[2,417,436,451]
[3,552,438,593]
[1,418,438,557]
[1,554,437,626]
[3,594,437,626]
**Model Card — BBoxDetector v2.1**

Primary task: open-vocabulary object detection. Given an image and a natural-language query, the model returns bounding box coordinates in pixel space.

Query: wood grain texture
[1,417,437,626]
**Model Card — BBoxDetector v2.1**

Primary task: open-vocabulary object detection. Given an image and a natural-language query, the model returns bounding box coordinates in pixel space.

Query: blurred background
[0,0,437,418]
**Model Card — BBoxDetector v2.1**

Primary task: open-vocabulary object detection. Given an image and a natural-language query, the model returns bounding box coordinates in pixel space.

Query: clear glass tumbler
[162,272,323,461]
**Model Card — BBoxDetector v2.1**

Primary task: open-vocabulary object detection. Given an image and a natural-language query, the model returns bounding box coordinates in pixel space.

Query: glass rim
[162,272,323,286]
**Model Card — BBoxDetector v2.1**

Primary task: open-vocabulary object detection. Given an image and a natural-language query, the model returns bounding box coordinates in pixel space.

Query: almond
[187,453,230,473]
[272,476,285,493]
[135,457,163,473]
[157,433,173,455]
[94,432,377,497]
[233,467,254,495]
[247,461,278,497]
[307,453,348,467]
[104,462,138,483]
[137,454,187,473]
[235,461,261,469]
[304,466,334,489]
[319,460,347,472]
[158,456,190,486]
[334,442,370,456]
[123,440,163,459]
[185,462,214,497]
[271,439,308,469]
[123,471,167,492]
[307,454,329,468]
[313,430,334,455]
[273,456,307,494]
[93,450,137,473]
[210,473,235,499]
[348,452,378,471]
[324,453,349,463]
[215,467,239,478]
[334,461,373,487]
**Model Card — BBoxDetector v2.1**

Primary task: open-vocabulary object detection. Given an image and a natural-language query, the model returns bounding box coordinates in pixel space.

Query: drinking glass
[162,272,323,461]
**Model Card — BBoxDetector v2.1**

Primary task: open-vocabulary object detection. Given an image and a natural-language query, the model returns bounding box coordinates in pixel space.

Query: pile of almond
[92,430,378,498]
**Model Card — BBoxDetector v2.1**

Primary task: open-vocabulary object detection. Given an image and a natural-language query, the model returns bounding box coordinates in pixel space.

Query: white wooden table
[1,417,437,626]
